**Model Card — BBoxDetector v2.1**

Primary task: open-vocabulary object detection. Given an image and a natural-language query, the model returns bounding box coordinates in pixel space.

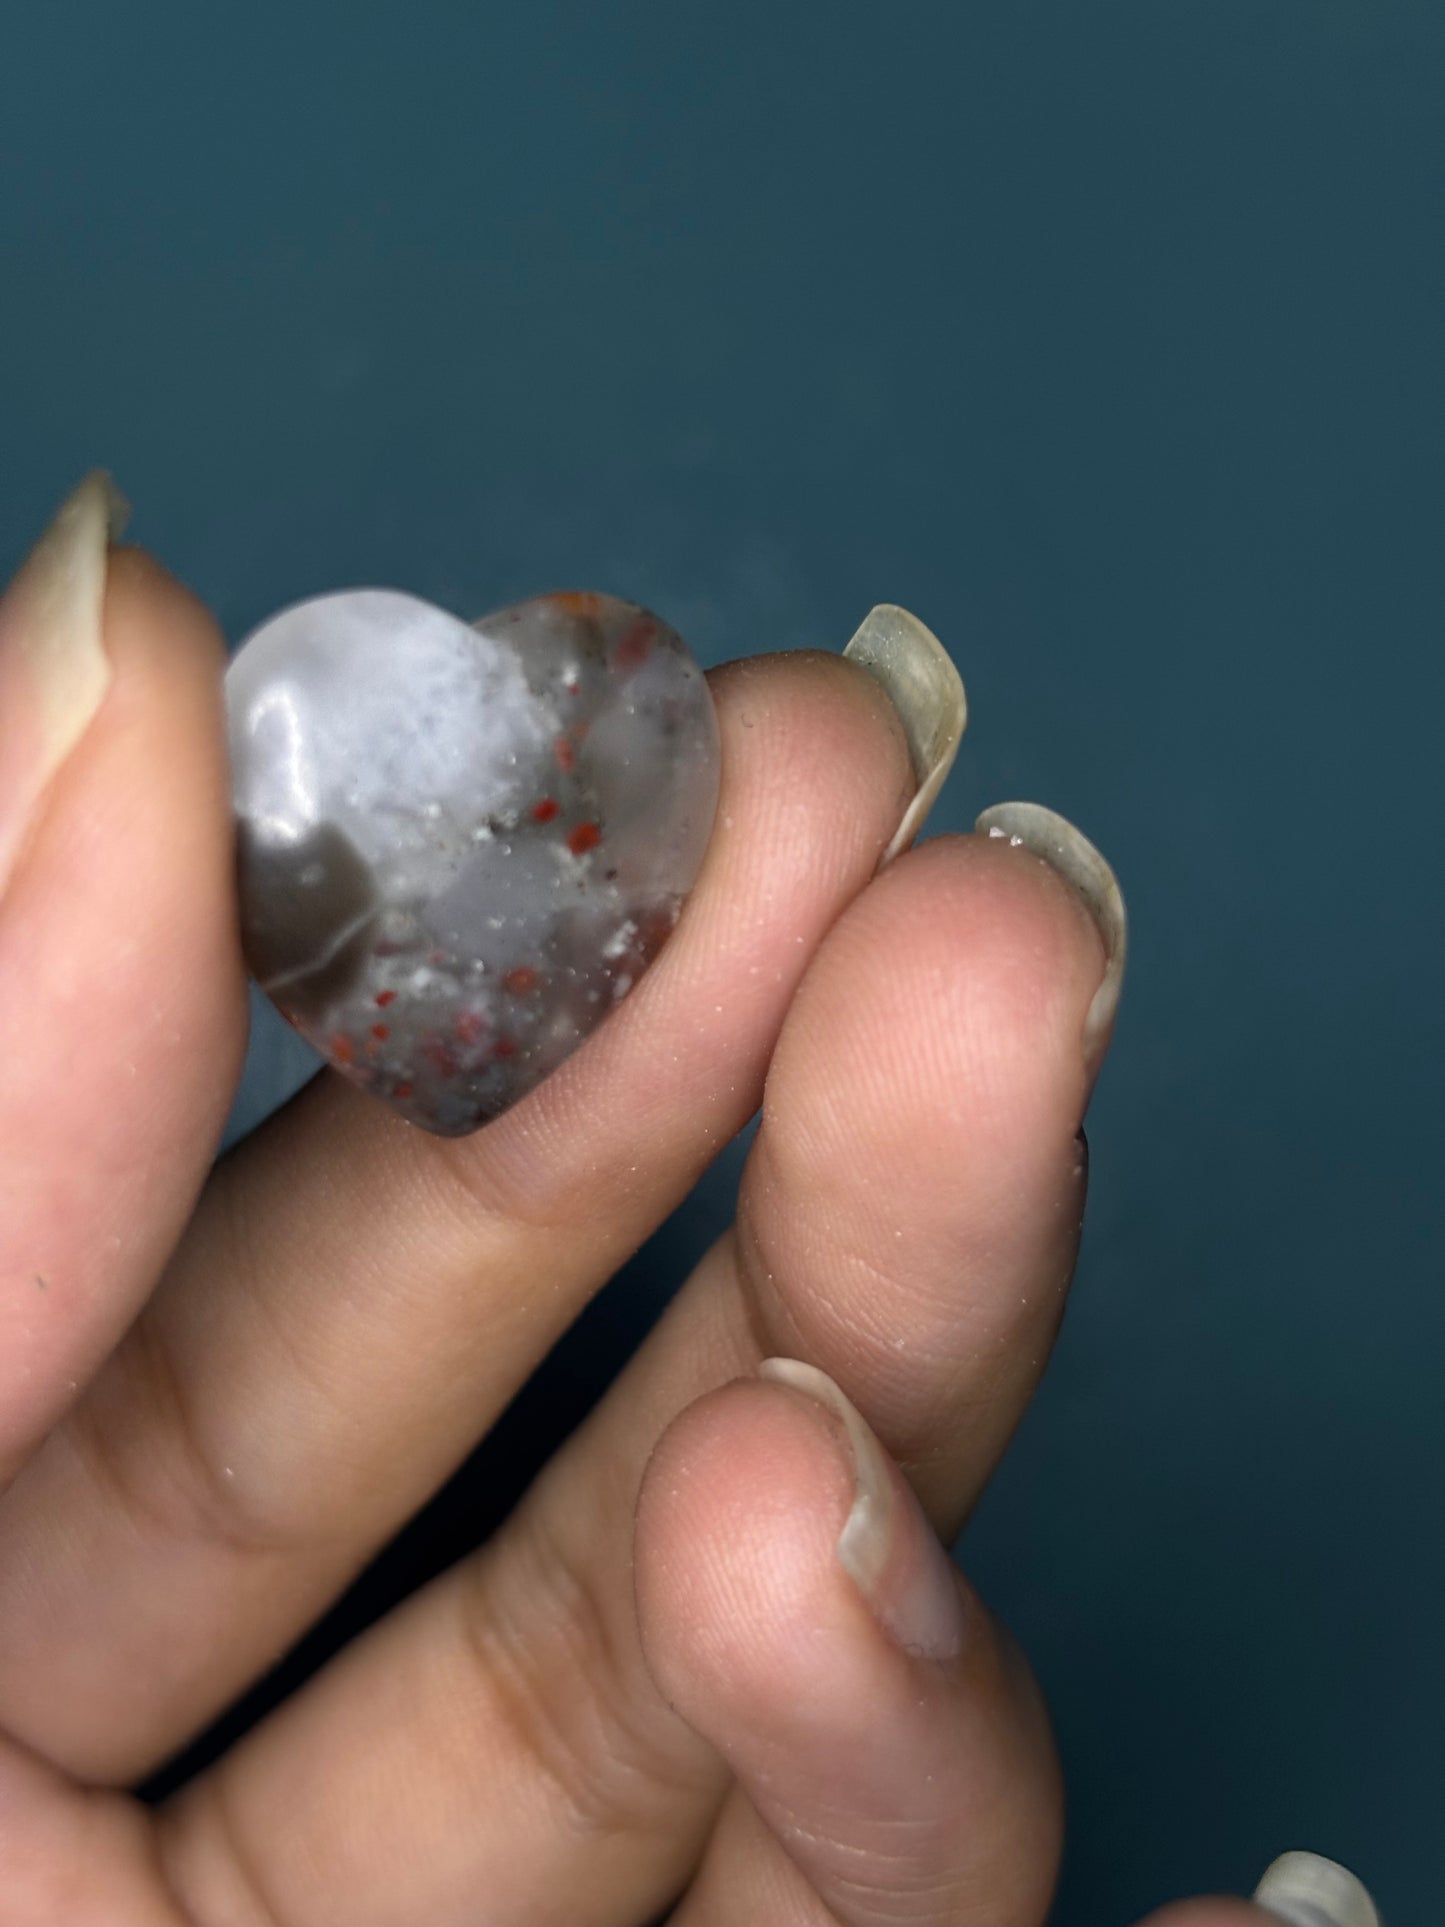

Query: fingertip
[103,543,229,679]
[974,801,1127,1082]
[766,828,1108,1175]
[697,648,916,923]
[637,1371,994,1747]
[734,824,1108,1472]
[635,1372,1061,1925]
[636,1377,857,1719]
[882,828,1110,1085]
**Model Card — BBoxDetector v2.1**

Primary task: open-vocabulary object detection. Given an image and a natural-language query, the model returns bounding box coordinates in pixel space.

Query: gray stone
[227,589,719,1134]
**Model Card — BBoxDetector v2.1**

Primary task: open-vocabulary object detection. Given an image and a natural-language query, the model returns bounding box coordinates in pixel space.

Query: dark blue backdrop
[3,4,1440,1920]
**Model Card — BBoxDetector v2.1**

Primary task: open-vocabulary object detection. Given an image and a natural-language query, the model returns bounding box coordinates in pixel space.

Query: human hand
[0,479,1374,1926]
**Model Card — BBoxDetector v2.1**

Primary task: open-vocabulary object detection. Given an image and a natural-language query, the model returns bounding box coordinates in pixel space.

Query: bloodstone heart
[226,589,720,1135]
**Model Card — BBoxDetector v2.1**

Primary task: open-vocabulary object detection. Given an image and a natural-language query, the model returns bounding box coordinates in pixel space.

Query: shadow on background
[3,3,1441,1919]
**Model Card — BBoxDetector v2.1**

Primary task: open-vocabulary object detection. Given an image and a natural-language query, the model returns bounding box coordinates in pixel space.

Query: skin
[0,548,1273,1925]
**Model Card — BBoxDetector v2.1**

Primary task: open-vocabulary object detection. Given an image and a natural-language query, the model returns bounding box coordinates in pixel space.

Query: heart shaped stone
[226,589,720,1134]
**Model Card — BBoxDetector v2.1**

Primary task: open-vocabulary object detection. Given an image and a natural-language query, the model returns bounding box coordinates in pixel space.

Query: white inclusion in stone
[230,590,552,899]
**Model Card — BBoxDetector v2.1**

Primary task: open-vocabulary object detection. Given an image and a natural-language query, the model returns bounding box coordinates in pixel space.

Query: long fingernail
[1254,1851,1380,1927]
[758,1357,967,1661]
[975,801,1127,1084]
[0,473,127,898]
[843,604,966,867]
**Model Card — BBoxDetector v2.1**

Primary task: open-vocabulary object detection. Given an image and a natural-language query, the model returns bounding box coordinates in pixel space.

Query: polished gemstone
[226,589,720,1134]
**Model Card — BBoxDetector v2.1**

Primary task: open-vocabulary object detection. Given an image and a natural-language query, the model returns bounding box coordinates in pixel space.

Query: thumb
[0,476,246,1487]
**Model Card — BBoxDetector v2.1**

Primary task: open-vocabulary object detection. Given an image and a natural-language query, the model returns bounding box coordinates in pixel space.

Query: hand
[0,481,1368,1927]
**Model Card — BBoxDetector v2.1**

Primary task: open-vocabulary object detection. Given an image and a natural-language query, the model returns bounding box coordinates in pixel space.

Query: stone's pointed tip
[843,603,965,865]
[1254,1852,1380,1927]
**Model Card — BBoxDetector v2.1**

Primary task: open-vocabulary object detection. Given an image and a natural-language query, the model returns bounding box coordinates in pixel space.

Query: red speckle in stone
[563,677,579,696]
[612,616,655,673]
[568,821,602,856]
[395,1083,413,1099]
[531,797,559,823]
[330,1032,355,1065]
[504,965,539,995]
[422,1035,459,1076]
[375,989,397,1007]
[554,735,577,774]
[493,1036,518,1059]
[371,1023,390,1041]
[570,719,590,744]
[455,1010,486,1044]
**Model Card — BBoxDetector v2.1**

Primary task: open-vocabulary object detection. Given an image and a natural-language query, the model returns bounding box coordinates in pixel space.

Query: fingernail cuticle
[0,472,126,897]
[758,1357,966,1661]
[843,604,966,867]
[975,800,1127,1080]
[1254,1851,1380,1927]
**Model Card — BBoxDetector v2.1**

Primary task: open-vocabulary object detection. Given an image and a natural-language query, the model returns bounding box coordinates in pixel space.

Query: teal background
[3,3,1441,1919]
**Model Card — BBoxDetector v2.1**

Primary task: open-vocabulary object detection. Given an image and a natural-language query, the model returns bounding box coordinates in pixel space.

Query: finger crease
[454,1514,720,1845]
[66,1314,297,1564]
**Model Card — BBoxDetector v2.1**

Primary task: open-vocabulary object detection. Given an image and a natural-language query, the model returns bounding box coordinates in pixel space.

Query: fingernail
[758,1357,966,1661]
[843,603,966,867]
[1254,1851,1380,1927]
[0,473,127,897]
[975,800,1127,1084]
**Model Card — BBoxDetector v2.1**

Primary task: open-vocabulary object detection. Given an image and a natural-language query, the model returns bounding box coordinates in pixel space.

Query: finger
[733,810,1121,1532]
[0,642,919,1780]
[151,814,1117,1926]
[0,477,245,1487]
[642,1370,1061,1927]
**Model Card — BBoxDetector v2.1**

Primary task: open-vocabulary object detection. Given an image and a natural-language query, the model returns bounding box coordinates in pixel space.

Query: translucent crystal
[226,589,720,1134]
